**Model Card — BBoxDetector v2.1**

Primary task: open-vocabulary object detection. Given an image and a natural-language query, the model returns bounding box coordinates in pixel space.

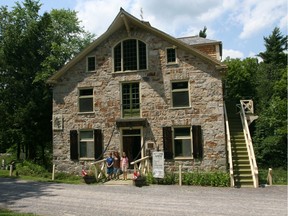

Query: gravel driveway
[0,178,287,216]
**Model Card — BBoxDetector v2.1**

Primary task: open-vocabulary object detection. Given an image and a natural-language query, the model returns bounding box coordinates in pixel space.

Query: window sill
[174,157,194,160]
[112,69,148,74]
[79,158,95,161]
[169,106,191,110]
[86,70,96,73]
[77,112,95,115]
[166,62,179,66]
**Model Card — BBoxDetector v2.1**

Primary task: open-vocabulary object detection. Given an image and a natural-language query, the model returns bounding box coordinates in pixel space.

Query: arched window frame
[113,39,147,72]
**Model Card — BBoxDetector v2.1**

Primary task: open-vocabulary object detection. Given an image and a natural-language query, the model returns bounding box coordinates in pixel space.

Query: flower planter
[83,175,96,184]
[134,177,146,187]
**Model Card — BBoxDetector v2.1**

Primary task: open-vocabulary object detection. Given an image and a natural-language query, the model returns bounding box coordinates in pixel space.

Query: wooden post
[52,164,55,181]
[9,164,13,176]
[267,168,272,186]
[179,164,182,186]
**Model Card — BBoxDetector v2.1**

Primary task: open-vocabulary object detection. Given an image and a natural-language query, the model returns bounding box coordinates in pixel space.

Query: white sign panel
[152,151,164,178]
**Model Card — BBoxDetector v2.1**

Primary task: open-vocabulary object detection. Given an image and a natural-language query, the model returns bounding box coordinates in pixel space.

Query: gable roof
[47,8,226,84]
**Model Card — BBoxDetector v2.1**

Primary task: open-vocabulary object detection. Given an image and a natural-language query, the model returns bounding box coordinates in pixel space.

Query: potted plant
[82,165,96,184]
[132,171,146,187]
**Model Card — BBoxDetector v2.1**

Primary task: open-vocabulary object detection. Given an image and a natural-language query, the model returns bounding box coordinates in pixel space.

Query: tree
[258,27,287,66]
[0,0,94,166]
[253,28,287,168]
[223,58,258,102]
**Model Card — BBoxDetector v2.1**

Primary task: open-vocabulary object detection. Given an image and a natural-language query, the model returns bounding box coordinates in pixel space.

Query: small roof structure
[47,8,226,84]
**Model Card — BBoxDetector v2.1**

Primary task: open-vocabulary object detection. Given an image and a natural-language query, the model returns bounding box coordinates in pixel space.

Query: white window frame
[86,56,96,72]
[113,39,148,72]
[166,47,177,64]
[173,127,193,159]
[79,130,94,159]
[78,88,94,113]
[171,80,190,108]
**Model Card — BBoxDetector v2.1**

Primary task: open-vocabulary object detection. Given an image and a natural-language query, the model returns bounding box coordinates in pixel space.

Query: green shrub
[258,168,287,185]
[147,171,229,187]
[16,160,50,178]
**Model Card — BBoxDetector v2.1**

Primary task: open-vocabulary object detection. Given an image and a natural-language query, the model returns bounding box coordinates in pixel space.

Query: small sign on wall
[152,151,164,178]
[52,114,63,131]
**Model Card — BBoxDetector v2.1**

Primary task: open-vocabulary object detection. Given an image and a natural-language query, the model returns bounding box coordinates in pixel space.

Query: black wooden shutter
[94,129,103,160]
[192,125,203,159]
[70,130,78,160]
[163,127,173,159]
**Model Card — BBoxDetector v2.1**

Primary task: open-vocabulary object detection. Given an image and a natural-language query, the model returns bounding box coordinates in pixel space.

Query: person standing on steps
[120,152,129,180]
[106,152,114,180]
[113,151,121,180]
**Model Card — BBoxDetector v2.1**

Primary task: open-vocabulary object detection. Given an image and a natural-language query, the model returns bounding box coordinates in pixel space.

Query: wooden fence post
[9,165,13,176]
[52,164,55,181]
[179,164,182,186]
[267,168,272,186]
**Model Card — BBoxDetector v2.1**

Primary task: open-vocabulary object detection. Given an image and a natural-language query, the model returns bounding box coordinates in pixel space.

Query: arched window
[114,39,147,72]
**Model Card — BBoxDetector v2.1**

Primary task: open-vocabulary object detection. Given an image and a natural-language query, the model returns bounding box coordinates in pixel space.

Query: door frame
[120,127,144,162]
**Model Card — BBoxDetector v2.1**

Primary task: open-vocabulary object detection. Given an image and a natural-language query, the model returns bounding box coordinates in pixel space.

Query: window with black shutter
[70,130,78,160]
[192,125,203,159]
[163,127,173,159]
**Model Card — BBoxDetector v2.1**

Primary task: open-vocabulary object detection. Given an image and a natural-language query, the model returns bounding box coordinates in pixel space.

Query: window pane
[122,83,140,118]
[174,139,191,157]
[86,142,94,158]
[80,131,93,139]
[172,92,189,107]
[174,128,190,137]
[80,142,87,157]
[172,82,188,90]
[87,57,95,71]
[79,98,93,112]
[80,89,93,96]
[123,39,137,70]
[167,48,176,63]
[114,43,121,71]
[138,41,147,70]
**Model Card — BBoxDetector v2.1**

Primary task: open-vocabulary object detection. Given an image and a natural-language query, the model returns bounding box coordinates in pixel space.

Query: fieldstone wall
[52,25,226,175]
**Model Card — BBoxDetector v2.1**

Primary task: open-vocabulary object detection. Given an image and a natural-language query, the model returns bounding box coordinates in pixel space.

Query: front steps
[227,104,254,187]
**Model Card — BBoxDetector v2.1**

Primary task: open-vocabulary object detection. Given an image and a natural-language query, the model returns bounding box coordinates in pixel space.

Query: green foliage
[146,171,229,187]
[0,207,38,216]
[224,27,287,169]
[182,172,229,187]
[258,168,287,185]
[0,0,94,167]
[16,160,50,178]
[223,58,258,101]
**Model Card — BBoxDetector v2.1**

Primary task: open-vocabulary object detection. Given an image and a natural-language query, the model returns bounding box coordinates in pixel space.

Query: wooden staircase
[226,104,254,187]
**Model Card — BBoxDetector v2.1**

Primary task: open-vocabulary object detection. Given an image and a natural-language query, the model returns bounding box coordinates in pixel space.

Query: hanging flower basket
[83,175,96,184]
[82,164,96,184]
[133,171,146,187]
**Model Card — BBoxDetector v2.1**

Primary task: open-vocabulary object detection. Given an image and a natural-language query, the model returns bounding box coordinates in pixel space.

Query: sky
[2,0,287,60]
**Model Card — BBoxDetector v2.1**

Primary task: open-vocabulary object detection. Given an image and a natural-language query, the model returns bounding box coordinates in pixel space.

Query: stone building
[47,8,227,175]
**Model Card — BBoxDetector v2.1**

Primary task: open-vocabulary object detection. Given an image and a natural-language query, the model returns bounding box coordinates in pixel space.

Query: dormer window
[166,47,177,64]
[114,39,147,72]
[87,56,96,72]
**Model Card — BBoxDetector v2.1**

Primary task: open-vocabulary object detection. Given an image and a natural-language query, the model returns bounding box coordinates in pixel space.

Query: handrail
[224,103,234,187]
[130,156,151,175]
[92,159,107,182]
[239,100,259,188]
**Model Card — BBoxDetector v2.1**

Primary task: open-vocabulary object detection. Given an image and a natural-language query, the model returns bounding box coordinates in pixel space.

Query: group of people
[106,151,129,180]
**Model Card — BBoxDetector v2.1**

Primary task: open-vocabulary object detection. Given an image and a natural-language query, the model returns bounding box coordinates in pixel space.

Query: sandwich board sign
[152,151,164,178]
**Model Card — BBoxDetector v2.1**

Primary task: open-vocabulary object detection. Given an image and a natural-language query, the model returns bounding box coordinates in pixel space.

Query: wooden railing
[130,156,151,175]
[239,100,259,188]
[224,103,234,187]
[92,159,107,182]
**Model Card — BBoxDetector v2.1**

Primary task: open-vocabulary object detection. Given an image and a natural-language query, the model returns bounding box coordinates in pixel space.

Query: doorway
[122,129,142,167]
